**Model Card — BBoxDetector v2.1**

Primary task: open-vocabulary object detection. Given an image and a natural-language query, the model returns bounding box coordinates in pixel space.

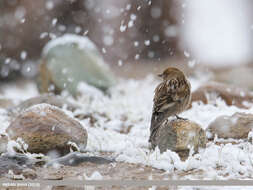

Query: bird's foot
[175,115,188,120]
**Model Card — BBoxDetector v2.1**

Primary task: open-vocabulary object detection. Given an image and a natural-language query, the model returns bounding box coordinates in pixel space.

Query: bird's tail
[149,112,165,143]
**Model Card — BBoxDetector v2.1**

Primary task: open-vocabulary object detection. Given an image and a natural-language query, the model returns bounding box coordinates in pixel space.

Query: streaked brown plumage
[149,67,191,145]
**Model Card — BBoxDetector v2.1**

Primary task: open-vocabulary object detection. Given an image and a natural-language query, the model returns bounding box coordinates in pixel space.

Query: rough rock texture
[6,104,87,155]
[207,112,253,139]
[191,82,253,109]
[152,119,206,160]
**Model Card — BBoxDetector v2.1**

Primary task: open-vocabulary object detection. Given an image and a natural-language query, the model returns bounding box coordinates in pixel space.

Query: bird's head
[158,67,185,80]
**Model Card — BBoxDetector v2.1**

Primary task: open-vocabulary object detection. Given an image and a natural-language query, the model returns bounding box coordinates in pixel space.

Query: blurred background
[0,0,253,82]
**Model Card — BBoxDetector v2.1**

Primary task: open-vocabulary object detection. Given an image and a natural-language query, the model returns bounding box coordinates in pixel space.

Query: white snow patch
[42,34,98,56]
[0,81,38,102]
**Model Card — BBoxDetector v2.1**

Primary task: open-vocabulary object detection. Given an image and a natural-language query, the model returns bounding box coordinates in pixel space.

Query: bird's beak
[157,73,163,78]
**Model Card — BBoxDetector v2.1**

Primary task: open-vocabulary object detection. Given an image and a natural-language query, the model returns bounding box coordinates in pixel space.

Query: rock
[0,153,34,177]
[0,134,8,154]
[46,152,114,167]
[152,119,206,160]
[22,168,37,179]
[6,103,87,155]
[207,112,253,139]
[213,65,253,90]
[8,94,80,116]
[191,82,253,109]
[37,34,116,96]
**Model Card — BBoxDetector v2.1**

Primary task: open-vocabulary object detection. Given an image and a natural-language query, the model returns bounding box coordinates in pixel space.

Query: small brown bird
[149,67,191,145]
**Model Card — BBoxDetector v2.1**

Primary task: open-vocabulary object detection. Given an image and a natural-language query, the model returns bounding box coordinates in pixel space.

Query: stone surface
[46,152,114,167]
[207,112,253,139]
[0,153,35,177]
[191,82,253,109]
[37,34,116,96]
[152,119,206,159]
[213,65,253,90]
[9,94,80,116]
[0,134,8,154]
[6,103,87,155]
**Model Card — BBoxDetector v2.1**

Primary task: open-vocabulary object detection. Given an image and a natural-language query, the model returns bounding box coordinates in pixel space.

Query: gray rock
[37,34,116,96]
[207,112,253,139]
[46,152,114,167]
[152,119,206,160]
[6,103,87,155]
[0,153,35,177]
[0,134,8,154]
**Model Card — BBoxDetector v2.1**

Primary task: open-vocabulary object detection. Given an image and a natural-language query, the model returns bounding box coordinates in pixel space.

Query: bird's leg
[175,115,187,120]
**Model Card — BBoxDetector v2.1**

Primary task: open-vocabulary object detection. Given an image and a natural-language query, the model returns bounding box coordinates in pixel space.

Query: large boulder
[191,82,253,109]
[37,34,116,96]
[6,103,87,155]
[151,119,206,160]
[207,112,253,139]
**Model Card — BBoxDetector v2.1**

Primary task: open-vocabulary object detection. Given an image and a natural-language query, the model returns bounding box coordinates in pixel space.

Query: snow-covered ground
[1,75,253,180]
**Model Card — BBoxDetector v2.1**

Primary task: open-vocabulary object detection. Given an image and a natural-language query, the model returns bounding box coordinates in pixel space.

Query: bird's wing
[153,78,185,113]
[153,81,174,113]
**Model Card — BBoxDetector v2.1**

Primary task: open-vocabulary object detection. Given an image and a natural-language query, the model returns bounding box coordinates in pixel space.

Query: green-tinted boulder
[37,34,116,96]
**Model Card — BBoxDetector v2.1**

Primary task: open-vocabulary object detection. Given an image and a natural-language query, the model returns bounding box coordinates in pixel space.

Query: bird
[149,67,191,145]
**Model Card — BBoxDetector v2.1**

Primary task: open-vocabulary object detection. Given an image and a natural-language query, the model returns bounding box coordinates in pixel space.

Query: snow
[125,4,131,11]
[14,6,26,20]
[103,35,114,46]
[144,40,151,46]
[20,51,27,60]
[152,35,160,42]
[164,25,178,38]
[130,14,137,21]
[51,18,57,26]
[45,1,54,10]
[42,34,98,56]
[0,82,38,102]
[1,74,253,180]
[128,20,134,28]
[135,54,140,60]
[40,32,48,39]
[120,24,127,32]
[0,109,9,134]
[117,60,123,66]
[134,41,139,47]
[150,7,162,19]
